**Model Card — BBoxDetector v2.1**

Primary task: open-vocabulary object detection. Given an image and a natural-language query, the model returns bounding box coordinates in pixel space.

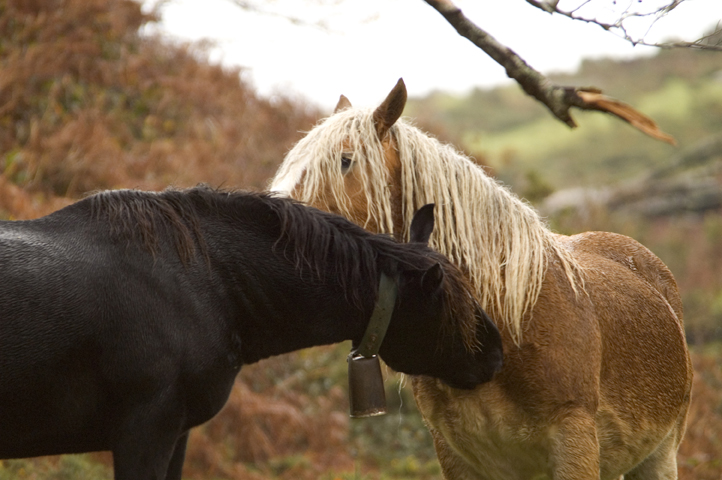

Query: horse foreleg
[622,431,680,480]
[164,432,189,480]
[111,408,184,480]
[113,435,179,480]
[429,427,481,480]
[549,409,601,480]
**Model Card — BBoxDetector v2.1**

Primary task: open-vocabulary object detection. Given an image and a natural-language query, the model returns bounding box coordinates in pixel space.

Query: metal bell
[347,353,387,418]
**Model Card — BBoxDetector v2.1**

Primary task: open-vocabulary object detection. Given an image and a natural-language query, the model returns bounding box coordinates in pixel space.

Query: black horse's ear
[373,78,407,139]
[409,203,435,245]
[421,263,444,296]
[334,94,352,113]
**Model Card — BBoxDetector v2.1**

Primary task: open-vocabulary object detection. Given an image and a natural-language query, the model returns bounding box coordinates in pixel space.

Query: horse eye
[341,154,353,172]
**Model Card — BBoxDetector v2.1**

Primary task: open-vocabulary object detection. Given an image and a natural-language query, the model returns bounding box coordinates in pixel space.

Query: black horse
[0,185,503,480]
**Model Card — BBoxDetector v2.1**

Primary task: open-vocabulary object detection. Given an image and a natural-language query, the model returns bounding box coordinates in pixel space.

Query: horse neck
[390,125,585,344]
[199,212,374,365]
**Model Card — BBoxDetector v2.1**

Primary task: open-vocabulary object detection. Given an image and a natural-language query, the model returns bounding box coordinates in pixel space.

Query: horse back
[561,231,683,321]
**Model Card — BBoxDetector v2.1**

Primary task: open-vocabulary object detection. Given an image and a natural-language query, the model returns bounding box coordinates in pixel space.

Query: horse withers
[0,186,502,480]
[270,79,693,480]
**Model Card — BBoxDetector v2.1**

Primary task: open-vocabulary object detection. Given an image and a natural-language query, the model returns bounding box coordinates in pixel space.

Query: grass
[0,456,111,480]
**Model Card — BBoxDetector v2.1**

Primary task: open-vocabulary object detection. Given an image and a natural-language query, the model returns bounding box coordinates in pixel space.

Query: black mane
[88,185,442,302]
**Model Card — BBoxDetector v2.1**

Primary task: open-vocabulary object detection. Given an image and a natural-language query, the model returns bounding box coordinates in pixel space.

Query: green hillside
[406,49,722,191]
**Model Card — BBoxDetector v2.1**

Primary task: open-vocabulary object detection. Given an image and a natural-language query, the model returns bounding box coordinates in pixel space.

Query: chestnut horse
[270,79,693,480]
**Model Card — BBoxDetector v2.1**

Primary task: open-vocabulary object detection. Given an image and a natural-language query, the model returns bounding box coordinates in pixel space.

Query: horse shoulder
[505,258,602,413]
[411,263,604,479]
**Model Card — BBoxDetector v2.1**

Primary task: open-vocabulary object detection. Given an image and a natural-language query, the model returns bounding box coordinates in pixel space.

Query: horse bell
[347,352,387,418]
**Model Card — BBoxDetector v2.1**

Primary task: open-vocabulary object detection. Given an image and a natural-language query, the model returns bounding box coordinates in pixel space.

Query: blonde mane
[271,108,583,344]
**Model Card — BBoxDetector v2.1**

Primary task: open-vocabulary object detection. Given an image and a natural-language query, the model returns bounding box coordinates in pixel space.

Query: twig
[524,0,722,51]
[423,0,677,144]
[225,0,330,29]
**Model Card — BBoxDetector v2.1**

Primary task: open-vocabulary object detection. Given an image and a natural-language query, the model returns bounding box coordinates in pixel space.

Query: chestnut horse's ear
[372,78,407,140]
[334,95,352,113]
[409,204,435,245]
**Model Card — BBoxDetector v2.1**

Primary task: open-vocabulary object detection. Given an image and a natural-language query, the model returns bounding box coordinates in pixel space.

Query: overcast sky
[143,0,722,110]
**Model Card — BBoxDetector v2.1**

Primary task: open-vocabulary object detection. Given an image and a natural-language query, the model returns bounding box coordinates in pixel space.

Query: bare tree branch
[224,0,331,28]
[224,0,382,31]
[423,0,677,145]
[223,0,382,32]
[525,0,722,51]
